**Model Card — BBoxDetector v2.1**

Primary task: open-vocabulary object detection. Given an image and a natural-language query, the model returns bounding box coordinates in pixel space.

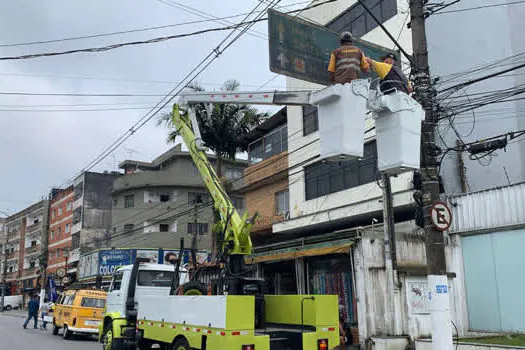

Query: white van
[3,295,22,310]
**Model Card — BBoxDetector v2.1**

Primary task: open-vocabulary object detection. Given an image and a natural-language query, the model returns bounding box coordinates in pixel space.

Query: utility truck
[100,89,344,350]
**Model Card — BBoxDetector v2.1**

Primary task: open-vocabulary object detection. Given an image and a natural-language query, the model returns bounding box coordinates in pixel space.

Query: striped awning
[245,240,353,264]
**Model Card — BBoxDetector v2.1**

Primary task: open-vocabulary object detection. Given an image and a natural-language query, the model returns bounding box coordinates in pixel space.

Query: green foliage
[157,80,269,174]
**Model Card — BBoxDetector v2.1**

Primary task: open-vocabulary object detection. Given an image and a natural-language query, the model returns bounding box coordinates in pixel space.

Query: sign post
[268,9,397,85]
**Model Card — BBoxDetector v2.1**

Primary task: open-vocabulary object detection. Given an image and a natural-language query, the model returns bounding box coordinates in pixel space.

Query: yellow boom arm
[171,104,254,256]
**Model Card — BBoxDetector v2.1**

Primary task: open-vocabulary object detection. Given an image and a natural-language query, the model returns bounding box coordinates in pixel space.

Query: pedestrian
[23,295,39,329]
[327,31,370,85]
[366,53,412,94]
[40,298,50,330]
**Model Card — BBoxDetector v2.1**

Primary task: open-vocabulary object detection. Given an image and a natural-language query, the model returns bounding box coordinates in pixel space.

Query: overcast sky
[0,0,303,214]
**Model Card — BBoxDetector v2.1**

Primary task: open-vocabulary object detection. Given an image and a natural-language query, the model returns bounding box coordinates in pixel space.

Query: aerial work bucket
[368,91,425,175]
[310,80,370,161]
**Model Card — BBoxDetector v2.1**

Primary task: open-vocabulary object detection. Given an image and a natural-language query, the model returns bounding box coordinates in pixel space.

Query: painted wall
[353,223,468,341]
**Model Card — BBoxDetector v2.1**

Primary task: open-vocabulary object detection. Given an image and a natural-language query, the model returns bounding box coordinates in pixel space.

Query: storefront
[247,239,357,335]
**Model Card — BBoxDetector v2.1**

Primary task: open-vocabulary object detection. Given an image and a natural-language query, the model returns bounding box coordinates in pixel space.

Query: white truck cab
[106,263,187,317]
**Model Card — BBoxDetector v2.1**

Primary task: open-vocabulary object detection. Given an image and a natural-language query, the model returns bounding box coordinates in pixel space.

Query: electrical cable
[434,0,525,15]
[56,0,283,190]
[0,0,339,61]
[0,1,311,48]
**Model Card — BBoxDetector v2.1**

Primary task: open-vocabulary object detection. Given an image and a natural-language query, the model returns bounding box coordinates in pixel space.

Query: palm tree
[157,80,268,177]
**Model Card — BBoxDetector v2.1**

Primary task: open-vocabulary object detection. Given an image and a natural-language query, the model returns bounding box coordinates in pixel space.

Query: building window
[304,141,378,200]
[275,190,289,215]
[302,106,319,136]
[30,240,37,247]
[52,210,56,219]
[58,206,63,216]
[50,231,54,240]
[248,124,288,164]
[187,223,209,235]
[65,223,70,233]
[124,195,135,208]
[113,199,118,207]
[113,228,116,235]
[327,0,397,38]
[57,227,62,238]
[232,196,244,210]
[225,168,243,180]
[188,192,207,204]
[159,224,169,232]
[160,194,170,202]
[56,250,60,259]
[67,201,72,211]
[29,261,36,269]
[124,224,134,233]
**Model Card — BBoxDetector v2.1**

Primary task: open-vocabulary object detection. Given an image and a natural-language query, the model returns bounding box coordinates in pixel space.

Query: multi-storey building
[70,171,119,273]
[111,144,247,253]
[47,186,74,285]
[1,201,49,298]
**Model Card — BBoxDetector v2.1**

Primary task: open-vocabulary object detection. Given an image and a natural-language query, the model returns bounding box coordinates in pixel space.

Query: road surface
[0,313,99,350]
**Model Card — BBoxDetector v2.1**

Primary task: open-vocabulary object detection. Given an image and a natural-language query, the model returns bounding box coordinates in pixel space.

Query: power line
[434,0,525,15]
[57,0,281,189]
[0,1,310,48]
[0,0,339,62]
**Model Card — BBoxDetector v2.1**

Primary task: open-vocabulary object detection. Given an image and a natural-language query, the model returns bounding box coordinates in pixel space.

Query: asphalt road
[0,313,99,350]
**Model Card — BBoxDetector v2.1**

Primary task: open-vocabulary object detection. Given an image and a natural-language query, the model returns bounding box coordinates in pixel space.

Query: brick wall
[244,152,288,186]
[245,178,288,233]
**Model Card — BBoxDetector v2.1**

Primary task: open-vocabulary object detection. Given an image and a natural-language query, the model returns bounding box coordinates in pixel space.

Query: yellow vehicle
[53,288,107,339]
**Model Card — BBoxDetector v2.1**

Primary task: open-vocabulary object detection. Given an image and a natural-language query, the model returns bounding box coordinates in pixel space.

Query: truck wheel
[63,325,71,339]
[5,305,11,311]
[179,281,207,296]
[171,338,190,350]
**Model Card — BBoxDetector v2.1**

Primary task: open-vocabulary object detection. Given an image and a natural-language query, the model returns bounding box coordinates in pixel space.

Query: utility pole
[410,1,453,350]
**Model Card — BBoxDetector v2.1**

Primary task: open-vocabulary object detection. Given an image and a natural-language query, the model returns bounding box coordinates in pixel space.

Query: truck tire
[179,281,207,296]
[5,305,11,311]
[171,338,190,350]
[63,325,71,339]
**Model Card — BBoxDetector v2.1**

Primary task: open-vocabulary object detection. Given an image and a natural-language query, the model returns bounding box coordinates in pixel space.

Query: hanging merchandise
[308,255,355,324]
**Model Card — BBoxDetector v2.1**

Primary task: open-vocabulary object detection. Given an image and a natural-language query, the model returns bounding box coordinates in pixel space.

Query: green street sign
[268,9,398,86]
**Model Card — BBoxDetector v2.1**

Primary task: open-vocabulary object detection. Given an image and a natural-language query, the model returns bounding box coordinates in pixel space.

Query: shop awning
[245,240,353,264]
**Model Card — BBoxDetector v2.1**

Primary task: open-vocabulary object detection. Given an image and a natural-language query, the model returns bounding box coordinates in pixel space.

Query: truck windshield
[137,270,174,287]
[81,298,106,308]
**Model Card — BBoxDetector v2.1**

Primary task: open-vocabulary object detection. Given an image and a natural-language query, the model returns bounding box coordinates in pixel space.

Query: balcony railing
[23,267,38,276]
[25,245,40,254]
[6,252,18,260]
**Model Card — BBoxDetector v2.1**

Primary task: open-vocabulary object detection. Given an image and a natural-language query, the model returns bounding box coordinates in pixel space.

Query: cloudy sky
[0,0,304,214]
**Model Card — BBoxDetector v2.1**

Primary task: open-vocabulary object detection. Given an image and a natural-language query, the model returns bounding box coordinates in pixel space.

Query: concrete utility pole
[409,1,453,350]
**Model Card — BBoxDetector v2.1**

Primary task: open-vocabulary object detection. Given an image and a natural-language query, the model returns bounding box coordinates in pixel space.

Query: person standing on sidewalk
[22,295,39,329]
[39,298,50,330]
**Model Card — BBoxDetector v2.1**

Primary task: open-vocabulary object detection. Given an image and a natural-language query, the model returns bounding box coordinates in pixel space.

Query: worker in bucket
[366,53,412,94]
[328,31,369,84]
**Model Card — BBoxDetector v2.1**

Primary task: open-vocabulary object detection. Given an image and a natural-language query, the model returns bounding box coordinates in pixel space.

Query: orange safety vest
[331,45,365,84]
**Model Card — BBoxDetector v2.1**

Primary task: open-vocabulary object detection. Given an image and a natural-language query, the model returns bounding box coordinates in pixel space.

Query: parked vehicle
[2,295,22,311]
[52,288,107,339]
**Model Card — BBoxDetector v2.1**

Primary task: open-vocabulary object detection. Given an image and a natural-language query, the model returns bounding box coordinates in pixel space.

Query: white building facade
[263,0,470,346]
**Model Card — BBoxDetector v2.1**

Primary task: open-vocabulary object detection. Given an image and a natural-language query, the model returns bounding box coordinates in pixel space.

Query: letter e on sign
[429,202,452,231]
